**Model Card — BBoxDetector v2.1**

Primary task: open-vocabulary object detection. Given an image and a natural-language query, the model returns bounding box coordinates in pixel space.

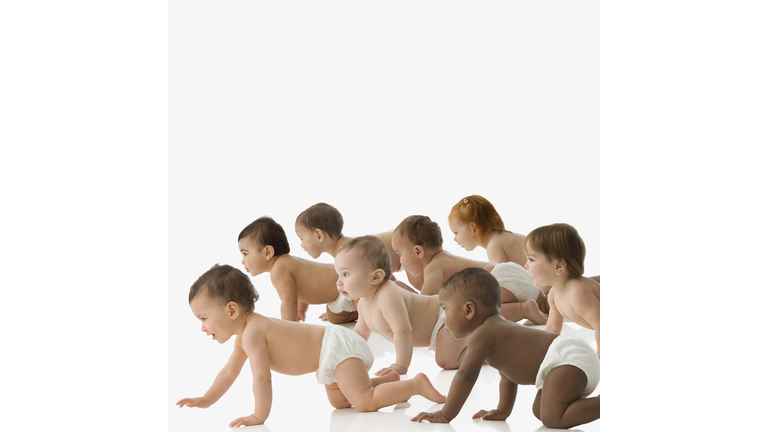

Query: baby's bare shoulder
[566,277,600,300]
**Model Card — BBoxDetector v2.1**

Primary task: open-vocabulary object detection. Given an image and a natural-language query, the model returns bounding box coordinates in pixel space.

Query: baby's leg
[325,307,358,324]
[324,370,401,409]
[531,365,599,429]
[500,290,548,325]
[334,359,445,412]
[434,326,468,369]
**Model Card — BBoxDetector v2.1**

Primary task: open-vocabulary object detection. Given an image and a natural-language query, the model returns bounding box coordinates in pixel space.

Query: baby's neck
[330,236,352,257]
[479,229,500,248]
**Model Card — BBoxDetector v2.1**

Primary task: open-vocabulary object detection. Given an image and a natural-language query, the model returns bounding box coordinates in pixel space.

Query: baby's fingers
[374,367,391,377]
[176,398,196,407]
[472,410,489,419]
[410,412,432,423]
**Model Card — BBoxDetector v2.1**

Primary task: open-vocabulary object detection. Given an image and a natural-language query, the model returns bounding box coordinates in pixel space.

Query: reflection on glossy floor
[170,307,599,432]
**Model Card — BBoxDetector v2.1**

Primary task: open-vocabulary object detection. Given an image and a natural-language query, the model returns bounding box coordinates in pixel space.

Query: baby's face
[238,237,267,276]
[448,217,478,251]
[438,289,474,340]
[334,249,374,300]
[294,224,322,259]
[190,294,235,344]
[523,242,557,287]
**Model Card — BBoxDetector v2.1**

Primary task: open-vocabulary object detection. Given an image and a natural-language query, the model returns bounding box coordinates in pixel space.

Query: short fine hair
[525,223,585,279]
[238,216,290,256]
[442,267,501,309]
[189,264,259,313]
[338,235,392,281]
[394,215,443,249]
[295,203,344,239]
[449,195,508,242]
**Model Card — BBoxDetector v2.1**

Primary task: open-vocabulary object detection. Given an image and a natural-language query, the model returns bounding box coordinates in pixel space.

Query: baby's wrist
[390,363,407,374]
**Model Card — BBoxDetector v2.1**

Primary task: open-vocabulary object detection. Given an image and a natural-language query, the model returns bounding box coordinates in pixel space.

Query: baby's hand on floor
[229,413,263,428]
[411,410,450,423]
[472,409,508,421]
[318,312,328,321]
[176,397,211,409]
[375,363,406,376]
[297,311,306,322]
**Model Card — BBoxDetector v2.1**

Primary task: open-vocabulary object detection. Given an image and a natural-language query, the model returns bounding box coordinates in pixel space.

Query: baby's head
[448,195,506,251]
[295,203,344,258]
[392,215,444,275]
[238,216,290,276]
[438,267,501,339]
[524,223,585,280]
[188,264,259,343]
[335,236,392,299]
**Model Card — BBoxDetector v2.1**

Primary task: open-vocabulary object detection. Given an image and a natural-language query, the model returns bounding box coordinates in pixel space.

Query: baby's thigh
[334,358,374,406]
[324,383,351,409]
[500,288,518,303]
[538,365,587,413]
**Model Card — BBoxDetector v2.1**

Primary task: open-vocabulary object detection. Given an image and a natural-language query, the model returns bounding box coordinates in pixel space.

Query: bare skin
[239,236,357,324]
[525,242,601,357]
[391,231,549,324]
[334,249,468,375]
[177,297,445,427]
[295,225,422,296]
[411,289,599,429]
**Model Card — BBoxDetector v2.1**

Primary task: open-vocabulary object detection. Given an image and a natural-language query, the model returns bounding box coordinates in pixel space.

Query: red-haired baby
[392,215,549,324]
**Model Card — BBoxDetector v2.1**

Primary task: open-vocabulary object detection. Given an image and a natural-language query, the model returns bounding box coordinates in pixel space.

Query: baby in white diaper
[334,235,469,375]
[411,267,599,429]
[177,264,446,428]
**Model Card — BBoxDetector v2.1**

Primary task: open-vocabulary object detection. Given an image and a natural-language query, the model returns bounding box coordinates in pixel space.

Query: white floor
[170,304,599,432]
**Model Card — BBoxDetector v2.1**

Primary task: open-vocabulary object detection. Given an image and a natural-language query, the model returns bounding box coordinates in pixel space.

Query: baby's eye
[343,272,349,277]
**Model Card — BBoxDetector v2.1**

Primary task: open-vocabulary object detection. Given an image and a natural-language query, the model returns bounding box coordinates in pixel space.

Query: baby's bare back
[279,255,339,304]
[479,316,558,385]
[363,282,441,347]
[433,251,496,285]
[245,313,326,376]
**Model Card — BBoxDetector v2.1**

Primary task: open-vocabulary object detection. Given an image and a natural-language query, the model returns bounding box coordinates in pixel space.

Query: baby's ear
[263,245,275,260]
[555,260,566,276]
[464,301,476,320]
[414,244,425,258]
[314,229,326,242]
[469,222,478,236]
[371,268,386,284]
[227,301,240,320]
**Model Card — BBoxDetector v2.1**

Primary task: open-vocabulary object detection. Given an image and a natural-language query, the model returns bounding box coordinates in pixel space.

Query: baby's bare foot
[413,373,446,404]
[522,299,548,325]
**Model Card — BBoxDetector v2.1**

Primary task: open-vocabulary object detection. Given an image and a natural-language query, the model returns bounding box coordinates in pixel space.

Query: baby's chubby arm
[353,306,372,341]
[418,266,445,296]
[472,371,518,421]
[229,327,273,427]
[375,290,413,376]
[271,270,301,321]
[412,329,490,423]
[571,283,600,357]
[543,289,564,334]
[176,341,248,410]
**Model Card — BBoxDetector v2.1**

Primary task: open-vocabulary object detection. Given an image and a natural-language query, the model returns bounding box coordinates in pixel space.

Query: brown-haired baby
[411,268,600,429]
[525,223,601,357]
[177,264,446,427]
[392,215,549,324]
[334,236,469,376]
[295,202,421,294]
[238,216,356,324]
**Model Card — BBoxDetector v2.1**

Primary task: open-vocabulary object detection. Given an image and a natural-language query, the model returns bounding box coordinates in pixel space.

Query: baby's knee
[330,399,352,409]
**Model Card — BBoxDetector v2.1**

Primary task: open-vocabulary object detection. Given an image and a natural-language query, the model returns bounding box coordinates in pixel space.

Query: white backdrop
[169,1,599,430]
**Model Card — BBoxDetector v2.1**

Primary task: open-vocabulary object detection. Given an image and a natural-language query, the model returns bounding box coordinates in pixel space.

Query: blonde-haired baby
[295,202,421,293]
[334,235,469,376]
[177,264,446,427]
[525,223,601,357]
[393,215,549,324]
[238,216,357,324]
